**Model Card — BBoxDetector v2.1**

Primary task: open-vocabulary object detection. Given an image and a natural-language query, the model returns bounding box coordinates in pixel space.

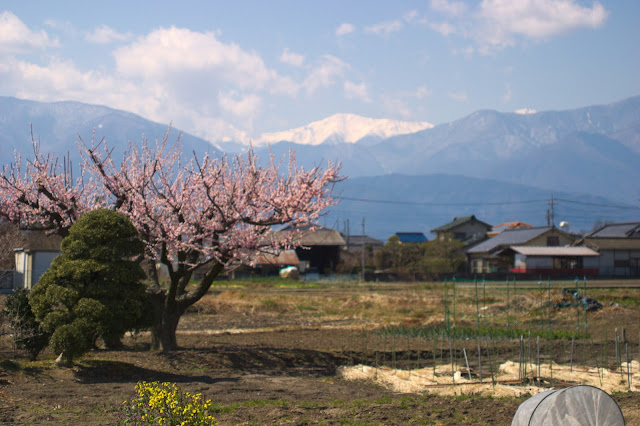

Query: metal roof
[579,239,640,250]
[346,235,384,247]
[511,246,599,256]
[431,215,491,233]
[587,222,640,238]
[394,232,428,243]
[466,226,554,254]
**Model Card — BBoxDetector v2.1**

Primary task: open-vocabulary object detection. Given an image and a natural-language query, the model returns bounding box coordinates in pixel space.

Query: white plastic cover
[512,385,625,426]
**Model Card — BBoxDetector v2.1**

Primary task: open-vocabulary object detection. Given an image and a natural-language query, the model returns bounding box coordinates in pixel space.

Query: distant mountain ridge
[255,113,433,146]
[1,95,639,239]
[249,95,640,202]
[0,96,219,165]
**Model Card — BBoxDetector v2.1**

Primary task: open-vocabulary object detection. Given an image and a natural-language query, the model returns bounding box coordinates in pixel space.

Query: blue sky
[1,1,638,143]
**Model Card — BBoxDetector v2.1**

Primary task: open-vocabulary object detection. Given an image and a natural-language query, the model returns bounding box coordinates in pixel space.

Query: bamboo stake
[519,335,523,381]
[528,332,533,381]
[537,336,541,378]
[449,337,455,385]
[482,279,486,325]
[486,338,495,389]
[475,276,480,328]
[583,276,588,329]
[463,347,471,381]
[570,336,574,372]
[478,339,483,383]
[506,278,510,327]
[392,333,397,372]
[433,334,437,378]
[406,335,411,376]
[626,343,631,390]
[547,279,551,332]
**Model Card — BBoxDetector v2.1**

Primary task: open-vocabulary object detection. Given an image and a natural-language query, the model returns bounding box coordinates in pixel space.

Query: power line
[336,195,640,211]
[336,196,547,207]
[554,197,640,210]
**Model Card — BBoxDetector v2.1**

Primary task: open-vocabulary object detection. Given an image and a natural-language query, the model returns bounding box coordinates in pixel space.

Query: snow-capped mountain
[255,113,433,146]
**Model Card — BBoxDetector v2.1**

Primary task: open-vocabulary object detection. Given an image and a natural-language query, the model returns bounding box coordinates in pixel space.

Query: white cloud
[414,85,432,100]
[403,10,420,22]
[382,97,412,119]
[44,19,78,37]
[86,25,132,44]
[478,0,608,48]
[430,21,457,36]
[448,91,468,102]
[344,81,370,102]
[0,11,59,54]
[113,26,298,97]
[302,55,348,95]
[365,20,403,36]
[502,82,512,102]
[452,45,475,58]
[279,48,304,67]
[335,22,355,36]
[218,91,262,127]
[430,0,468,17]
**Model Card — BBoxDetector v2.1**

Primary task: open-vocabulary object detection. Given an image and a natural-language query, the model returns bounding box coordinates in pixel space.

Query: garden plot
[340,359,640,397]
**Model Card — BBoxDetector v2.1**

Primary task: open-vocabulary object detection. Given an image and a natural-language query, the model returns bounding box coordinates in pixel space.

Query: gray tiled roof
[466,226,553,254]
[587,222,640,238]
[345,235,384,247]
[431,215,491,233]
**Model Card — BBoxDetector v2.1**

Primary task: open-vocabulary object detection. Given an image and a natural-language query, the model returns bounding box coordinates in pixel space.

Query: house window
[614,260,630,268]
[454,232,466,240]
[546,236,559,246]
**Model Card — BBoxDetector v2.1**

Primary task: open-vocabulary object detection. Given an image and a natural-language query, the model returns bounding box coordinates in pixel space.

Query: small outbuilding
[512,385,625,426]
[13,248,60,290]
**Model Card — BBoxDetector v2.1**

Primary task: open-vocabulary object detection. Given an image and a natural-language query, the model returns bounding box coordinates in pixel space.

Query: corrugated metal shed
[511,246,599,256]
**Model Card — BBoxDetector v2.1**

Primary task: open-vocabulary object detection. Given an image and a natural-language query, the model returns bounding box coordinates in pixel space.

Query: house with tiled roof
[575,222,640,276]
[466,226,580,275]
[431,215,491,244]
[344,234,384,251]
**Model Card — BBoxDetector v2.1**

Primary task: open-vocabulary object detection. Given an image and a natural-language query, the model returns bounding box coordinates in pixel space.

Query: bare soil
[0,282,639,425]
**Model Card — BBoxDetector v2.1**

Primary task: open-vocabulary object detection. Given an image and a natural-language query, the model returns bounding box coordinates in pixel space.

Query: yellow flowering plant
[116,381,218,425]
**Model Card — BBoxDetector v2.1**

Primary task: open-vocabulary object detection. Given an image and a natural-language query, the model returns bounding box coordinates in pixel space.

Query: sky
[1,1,639,144]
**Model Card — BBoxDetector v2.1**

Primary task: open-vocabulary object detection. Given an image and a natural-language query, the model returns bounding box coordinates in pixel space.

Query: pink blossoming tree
[0,130,341,351]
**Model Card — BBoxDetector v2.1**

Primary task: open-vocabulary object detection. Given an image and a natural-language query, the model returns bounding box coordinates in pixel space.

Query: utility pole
[361,217,365,282]
[548,195,556,227]
[345,219,350,251]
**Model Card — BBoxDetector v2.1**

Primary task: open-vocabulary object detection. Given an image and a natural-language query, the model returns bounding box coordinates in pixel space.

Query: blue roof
[394,232,428,243]
[466,226,553,254]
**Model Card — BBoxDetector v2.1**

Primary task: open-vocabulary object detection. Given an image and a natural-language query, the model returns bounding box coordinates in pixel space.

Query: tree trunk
[148,289,183,352]
[148,261,226,351]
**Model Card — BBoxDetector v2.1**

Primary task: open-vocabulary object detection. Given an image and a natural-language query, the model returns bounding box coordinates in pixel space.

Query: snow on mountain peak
[255,113,433,146]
